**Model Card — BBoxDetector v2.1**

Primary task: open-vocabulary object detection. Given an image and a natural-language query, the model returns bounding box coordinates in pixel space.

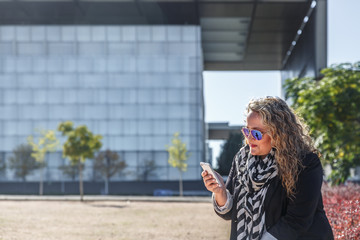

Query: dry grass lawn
[0,200,230,240]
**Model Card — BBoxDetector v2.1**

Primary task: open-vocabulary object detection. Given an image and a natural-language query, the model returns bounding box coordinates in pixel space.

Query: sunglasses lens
[242,128,250,137]
[251,130,263,140]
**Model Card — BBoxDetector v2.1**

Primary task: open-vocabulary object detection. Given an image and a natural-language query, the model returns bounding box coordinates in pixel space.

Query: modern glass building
[0,0,327,188]
[0,25,204,182]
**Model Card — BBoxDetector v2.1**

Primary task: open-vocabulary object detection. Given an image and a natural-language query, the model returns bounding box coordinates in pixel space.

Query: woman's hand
[201,170,224,194]
[201,170,227,207]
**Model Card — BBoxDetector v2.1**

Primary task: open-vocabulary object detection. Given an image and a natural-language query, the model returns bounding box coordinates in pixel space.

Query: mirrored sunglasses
[242,127,266,141]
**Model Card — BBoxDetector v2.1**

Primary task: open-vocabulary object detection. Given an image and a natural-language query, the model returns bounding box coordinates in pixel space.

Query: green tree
[216,132,244,176]
[284,62,360,184]
[28,129,59,195]
[166,132,191,196]
[94,150,127,195]
[58,121,102,201]
[8,144,40,182]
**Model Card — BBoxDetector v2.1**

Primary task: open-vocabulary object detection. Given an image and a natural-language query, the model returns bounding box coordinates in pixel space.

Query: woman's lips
[250,144,257,148]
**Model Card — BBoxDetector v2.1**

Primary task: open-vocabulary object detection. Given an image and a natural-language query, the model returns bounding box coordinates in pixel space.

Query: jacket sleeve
[214,154,237,220]
[268,153,324,239]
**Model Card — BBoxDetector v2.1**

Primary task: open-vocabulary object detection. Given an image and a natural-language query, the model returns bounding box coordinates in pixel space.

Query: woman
[202,97,333,240]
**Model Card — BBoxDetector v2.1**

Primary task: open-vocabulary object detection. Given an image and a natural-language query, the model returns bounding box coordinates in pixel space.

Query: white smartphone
[200,162,223,187]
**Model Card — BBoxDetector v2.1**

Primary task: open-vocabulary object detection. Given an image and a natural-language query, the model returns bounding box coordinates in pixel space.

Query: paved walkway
[0,195,212,203]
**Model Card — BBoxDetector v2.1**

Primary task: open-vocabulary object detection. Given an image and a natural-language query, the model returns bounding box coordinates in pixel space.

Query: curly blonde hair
[246,96,317,197]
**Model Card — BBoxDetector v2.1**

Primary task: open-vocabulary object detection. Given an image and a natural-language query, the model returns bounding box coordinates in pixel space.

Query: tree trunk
[39,167,44,195]
[179,171,183,197]
[105,177,109,195]
[79,162,84,201]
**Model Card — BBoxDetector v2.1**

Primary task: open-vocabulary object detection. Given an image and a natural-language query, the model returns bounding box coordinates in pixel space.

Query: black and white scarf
[235,145,278,240]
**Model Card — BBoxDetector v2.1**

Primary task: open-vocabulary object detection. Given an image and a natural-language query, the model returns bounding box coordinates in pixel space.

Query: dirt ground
[0,200,230,240]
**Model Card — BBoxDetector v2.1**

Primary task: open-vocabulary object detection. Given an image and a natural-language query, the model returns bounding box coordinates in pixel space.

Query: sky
[203,0,360,165]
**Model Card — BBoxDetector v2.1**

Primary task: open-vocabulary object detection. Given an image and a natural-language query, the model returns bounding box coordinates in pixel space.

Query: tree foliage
[166,132,191,196]
[137,159,157,181]
[58,121,102,200]
[284,62,360,184]
[28,129,59,195]
[94,150,126,194]
[217,132,244,176]
[8,144,40,181]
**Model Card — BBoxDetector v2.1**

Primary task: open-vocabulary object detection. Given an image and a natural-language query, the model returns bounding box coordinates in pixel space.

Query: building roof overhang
[0,0,315,71]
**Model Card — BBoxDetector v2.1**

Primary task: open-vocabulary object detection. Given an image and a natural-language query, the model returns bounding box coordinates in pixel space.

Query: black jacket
[216,152,334,240]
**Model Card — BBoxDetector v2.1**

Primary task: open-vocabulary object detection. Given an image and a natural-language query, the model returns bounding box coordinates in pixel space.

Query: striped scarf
[235,145,278,240]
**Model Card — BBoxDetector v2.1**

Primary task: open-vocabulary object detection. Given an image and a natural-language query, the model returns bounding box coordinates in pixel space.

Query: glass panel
[17,121,33,136]
[108,43,136,55]
[153,136,169,151]
[123,89,137,103]
[48,43,75,56]
[122,136,137,150]
[107,89,122,103]
[108,120,122,135]
[0,42,14,55]
[3,90,16,104]
[124,151,137,167]
[108,106,122,119]
[153,120,167,135]
[16,26,30,41]
[154,151,168,166]
[0,74,16,88]
[138,137,152,151]
[167,26,181,42]
[123,120,137,135]
[61,26,76,42]
[108,73,137,88]
[94,90,107,103]
[77,58,93,72]
[0,105,17,119]
[122,57,136,72]
[107,58,123,73]
[3,58,16,73]
[137,89,151,103]
[46,26,61,42]
[47,90,63,104]
[151,26,166,42]
[63,90,77,104]
[106,26,121,42]
[167,89,182,103]
[46,58,63,73]
[1,26,15,41]
[138,120,152,135]
[16,58,32,73]
[182,26,197,42]
[77,26,91,42]
[91,27,106,42]
[4,122,17,135]
[63,59,77,73]
[31,26,46,41]
[93,58,107,73]
[32,105,48,120]
[79,74,105,88]
[49,74,77,88]
[18,74,47,88]
[168,105,183,119]
[122,26,136,42]
[168,120,183,135]
[32,58,47,73]
[152,89,167,103]
[153,58,166,73]
[16,90,32,104]
[137,26,151,41]
[79,43,105,56]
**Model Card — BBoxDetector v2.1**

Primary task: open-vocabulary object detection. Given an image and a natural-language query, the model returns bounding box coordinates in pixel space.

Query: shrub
[322,183,360,239]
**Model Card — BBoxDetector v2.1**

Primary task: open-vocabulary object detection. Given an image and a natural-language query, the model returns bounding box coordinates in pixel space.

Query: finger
[201,170,208,177]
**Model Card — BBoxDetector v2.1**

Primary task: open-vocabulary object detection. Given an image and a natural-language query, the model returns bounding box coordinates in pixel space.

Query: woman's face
[245,111,272,159]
